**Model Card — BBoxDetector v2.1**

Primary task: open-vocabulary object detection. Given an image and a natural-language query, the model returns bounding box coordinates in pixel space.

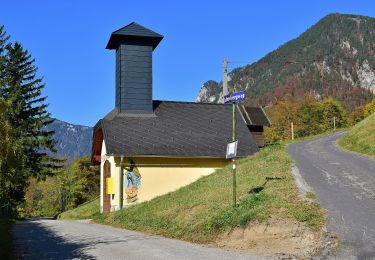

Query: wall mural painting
[124,161,141,203]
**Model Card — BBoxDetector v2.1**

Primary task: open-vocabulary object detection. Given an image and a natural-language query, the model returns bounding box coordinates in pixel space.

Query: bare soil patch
[214,216,338,259]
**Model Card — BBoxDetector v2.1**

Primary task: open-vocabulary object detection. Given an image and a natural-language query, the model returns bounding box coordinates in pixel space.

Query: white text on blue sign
[224,91,245,104]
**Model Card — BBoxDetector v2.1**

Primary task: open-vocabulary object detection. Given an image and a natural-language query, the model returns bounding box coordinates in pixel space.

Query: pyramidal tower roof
[106,22,164,50]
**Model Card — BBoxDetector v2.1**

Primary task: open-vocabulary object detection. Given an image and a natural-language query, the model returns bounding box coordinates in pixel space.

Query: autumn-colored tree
[349,105,366,125]
[264,98,298,143]
[364,99,375,117]
[295,96,325,137]
[264,96,347,143]
[21,156,99,217]
[21,177,60,217]
[321,98,348,129]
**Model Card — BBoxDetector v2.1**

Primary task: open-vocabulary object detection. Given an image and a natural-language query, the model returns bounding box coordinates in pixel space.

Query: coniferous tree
[0,25,10,94]
[3,41,59,178]
[0,24,60,209]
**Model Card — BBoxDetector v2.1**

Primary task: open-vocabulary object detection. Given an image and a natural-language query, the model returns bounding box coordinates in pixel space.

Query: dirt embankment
[215,216,338,259]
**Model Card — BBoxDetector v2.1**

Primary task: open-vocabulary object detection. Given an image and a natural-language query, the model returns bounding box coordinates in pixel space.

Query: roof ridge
[112,22,134,34]
[112,22,163,37]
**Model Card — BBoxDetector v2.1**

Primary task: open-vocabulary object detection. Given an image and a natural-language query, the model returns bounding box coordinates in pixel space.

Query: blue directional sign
[224,91,245,104]
[224,94,231,104]
[232,91,245,103]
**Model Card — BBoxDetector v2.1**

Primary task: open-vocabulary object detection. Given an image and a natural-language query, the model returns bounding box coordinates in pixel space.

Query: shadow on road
[13,219,162,259]
[13,219,94,259]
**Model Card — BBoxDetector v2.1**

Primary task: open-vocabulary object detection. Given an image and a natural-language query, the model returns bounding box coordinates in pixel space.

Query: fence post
[291,122,294,140]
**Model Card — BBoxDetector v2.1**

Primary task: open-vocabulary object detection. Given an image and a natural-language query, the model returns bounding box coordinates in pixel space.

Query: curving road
[288,132,375,259]
[12,218,264,260]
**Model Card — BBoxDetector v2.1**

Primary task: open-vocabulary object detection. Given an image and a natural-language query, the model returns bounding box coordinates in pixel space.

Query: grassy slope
[338,113,375,158]
[0,218,15,259]
[60,143,324,243]
[59,197,100,220]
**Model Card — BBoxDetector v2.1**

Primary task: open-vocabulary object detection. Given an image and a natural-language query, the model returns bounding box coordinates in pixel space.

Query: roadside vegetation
[60,143,325,243]
[0,24,65,258]
[18,156,99,218]
[0,25,61,217]
[59,197,100,220]
[338,109,375,158]
[263,94,375,144]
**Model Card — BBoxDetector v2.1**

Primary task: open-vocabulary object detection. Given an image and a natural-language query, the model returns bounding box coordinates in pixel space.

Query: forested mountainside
[196,13,375,111]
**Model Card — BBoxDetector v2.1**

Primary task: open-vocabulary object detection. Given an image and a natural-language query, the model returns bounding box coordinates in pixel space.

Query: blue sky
[2,1,375,126]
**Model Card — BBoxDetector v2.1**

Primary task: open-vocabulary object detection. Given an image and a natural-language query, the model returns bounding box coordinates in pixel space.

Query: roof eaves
[106,153,248,159]
[237,105,249,125]
[91,120,103,165]
[260,106,272,126]
[99,120,111,154]
[240,104,253,125]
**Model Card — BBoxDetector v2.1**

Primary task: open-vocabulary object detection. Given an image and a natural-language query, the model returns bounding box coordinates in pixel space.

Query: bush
[20,156,99,217]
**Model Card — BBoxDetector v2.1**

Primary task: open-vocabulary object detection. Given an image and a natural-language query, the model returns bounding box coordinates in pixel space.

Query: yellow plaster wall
[109,156,119,211]
[100,154,228,211]
[128,167,216,205]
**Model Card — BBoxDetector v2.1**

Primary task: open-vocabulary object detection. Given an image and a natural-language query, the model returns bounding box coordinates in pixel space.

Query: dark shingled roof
[239,105,272,127]
[106,22,164,50]
[95,101,259,158]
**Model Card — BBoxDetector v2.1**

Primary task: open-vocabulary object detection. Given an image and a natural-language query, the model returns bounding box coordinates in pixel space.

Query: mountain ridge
[46,119,93,161]
[196,13,375,110]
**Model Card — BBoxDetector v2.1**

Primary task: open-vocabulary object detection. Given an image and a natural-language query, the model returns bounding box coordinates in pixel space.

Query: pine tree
[3,41,59,179]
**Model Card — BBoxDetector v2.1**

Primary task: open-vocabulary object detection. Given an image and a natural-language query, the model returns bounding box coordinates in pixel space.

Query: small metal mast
[223,58,229,100]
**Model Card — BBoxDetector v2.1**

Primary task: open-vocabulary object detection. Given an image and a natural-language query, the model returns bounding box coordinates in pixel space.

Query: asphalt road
[288,132,375,259]
[12,218,264,260]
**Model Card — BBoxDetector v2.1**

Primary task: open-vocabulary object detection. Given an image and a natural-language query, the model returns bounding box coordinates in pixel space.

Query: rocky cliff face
[195,80,222,103]
[196,13,375,111]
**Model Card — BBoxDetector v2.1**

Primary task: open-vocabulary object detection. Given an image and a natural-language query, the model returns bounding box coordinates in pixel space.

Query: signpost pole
[232,88,237,208]
[225,86,244,208]
[119,155,124,209]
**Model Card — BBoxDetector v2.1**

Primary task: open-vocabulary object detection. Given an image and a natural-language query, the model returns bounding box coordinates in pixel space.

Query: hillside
[197,13,375,111]
[60,143,330,258]
[46,119,93,161]
[338,112,375,157]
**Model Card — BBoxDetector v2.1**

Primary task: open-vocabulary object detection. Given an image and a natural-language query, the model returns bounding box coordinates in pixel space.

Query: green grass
[62,143,324,243]
[338,113,375,158]
[0,218,15,259]
[58,197,100,220]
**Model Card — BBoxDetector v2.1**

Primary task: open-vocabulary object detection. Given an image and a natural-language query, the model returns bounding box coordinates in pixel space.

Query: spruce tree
[0,25,10,94]
[3,41,59,179]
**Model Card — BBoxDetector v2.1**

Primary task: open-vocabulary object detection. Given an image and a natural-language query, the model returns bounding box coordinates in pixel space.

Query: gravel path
[12,218,264,260]
[288,132,375,259]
